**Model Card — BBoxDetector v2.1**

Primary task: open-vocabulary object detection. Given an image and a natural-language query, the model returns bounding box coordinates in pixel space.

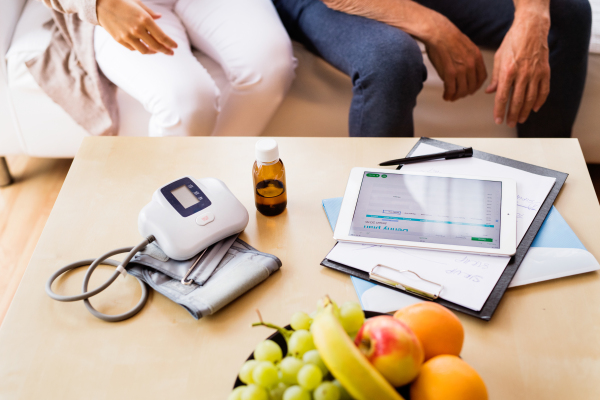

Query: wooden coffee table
[1,137,599,399]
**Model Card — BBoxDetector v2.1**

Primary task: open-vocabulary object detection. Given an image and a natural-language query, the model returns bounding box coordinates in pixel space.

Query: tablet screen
[349,172,502,249]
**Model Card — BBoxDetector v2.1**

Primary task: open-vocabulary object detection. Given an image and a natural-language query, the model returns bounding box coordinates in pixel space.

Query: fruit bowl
[233,311,412,399]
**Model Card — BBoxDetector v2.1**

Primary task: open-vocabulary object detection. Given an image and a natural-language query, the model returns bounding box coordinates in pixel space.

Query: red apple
[354,315,424,387]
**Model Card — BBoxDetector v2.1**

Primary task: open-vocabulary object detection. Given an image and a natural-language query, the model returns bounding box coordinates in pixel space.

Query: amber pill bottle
[253,139,287,216]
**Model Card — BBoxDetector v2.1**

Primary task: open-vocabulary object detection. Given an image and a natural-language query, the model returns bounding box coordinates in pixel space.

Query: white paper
[358,247,600,313]
[509,247,600,287]
[361,285,424,314]
[327,143,556,311]
[328,243,510,310]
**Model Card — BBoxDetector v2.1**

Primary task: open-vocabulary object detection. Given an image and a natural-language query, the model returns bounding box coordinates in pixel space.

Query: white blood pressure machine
[46,176,249,322]
[139,176,249,260]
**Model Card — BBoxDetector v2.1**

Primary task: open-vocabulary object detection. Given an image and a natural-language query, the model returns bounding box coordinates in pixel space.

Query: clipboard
[369,264,444,300]
[320,137,568,320]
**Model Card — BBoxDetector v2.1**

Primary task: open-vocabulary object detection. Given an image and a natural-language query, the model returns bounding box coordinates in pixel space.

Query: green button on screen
[366,173,380,177]
[471,237,493,242]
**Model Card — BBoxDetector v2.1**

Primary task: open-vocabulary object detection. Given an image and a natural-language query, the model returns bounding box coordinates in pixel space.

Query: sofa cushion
[591,0,600,54]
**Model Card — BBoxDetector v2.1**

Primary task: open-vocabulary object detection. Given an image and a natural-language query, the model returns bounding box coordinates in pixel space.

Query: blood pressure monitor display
[160,177,212,217]
[171,185,201,208]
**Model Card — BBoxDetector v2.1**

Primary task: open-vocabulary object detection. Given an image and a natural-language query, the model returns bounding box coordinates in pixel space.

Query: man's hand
[424,16,487,101]
[321,0,486,101]
[485,10,550,127]
[96,0,177,55]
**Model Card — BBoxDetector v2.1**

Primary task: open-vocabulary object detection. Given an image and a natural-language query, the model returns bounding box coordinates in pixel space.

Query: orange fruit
[410,355,488,400]
[393,302,464,360]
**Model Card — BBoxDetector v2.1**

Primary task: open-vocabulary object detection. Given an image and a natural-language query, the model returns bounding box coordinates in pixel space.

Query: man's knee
[150,81,220,137]
[553,0,592,25]
[551,0,592,49]
[352,28,426,97]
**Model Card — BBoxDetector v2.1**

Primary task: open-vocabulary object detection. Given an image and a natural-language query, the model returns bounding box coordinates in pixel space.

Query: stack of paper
[324,143,599,313]
[326,143,557,312]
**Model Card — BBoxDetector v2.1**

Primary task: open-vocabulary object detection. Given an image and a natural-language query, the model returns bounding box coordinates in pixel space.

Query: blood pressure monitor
[46,176,250,322]
[139,176,249,260]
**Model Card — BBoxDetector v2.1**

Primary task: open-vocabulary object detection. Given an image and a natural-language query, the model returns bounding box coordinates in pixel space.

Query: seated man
[273,0,592,137]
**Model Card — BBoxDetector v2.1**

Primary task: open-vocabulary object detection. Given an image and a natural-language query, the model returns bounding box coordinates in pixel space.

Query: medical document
[326,143,556,311]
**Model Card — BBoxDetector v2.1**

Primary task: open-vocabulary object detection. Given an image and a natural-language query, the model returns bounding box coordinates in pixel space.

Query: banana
[311,298,405,400]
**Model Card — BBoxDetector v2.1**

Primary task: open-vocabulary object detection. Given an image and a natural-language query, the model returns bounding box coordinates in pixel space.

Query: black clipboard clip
[369,264,443,300]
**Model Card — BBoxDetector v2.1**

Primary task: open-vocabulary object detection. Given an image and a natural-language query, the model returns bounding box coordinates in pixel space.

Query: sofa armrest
[1,0,29,85]
[1,0,29,155]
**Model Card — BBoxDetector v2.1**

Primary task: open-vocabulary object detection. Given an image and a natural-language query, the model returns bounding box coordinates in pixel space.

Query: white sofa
[2,0,599,164]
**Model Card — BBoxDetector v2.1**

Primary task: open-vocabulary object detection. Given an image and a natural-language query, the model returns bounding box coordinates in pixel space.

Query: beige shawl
[27,0,118,136]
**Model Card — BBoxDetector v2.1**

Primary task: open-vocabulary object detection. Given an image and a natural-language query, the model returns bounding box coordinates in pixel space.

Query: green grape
[241,384,268,400]
[290,312,312,331]
[254,340,283,363]
[252,361,279,388]
[302,349,328,376]
[297,363,323,391]
[339,302,365,334]
[283,385,310,400]
[279,357,304,385]
[239,360,258,384]
[269,382,288,400]
[228,386,246,400]
[332,380,352,400]
[288,330,315,357]
[313,382,340,400]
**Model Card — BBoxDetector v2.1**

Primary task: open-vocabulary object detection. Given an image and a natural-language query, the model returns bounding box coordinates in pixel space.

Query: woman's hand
[485,10,550,127]
[96,0,177,55]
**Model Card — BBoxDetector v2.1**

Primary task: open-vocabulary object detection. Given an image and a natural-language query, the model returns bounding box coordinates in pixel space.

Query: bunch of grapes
[228,301,365,400]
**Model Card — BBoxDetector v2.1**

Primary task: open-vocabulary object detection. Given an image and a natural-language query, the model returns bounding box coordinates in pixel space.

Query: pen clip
[380,147,473,167]
[369,264,443,300]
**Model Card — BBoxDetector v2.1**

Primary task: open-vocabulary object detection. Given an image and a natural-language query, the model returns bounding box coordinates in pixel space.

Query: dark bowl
[233,311,411,398]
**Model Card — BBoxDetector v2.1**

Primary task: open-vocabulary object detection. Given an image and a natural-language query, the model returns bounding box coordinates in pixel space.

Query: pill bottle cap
[255,138,279,163]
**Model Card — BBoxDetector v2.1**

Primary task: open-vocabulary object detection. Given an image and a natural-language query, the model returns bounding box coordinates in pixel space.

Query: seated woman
[38,0,296,136]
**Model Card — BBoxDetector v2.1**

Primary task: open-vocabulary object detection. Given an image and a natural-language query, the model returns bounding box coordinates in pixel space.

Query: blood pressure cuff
[127,235,281,319]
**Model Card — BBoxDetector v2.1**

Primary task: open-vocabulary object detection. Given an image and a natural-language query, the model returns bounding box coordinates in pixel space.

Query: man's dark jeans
[273,0,592,137]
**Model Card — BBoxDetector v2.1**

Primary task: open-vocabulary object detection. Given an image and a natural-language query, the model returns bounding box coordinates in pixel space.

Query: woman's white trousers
[94,0,296,137]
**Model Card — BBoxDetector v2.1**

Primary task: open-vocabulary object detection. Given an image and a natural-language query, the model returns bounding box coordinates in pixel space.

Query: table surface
[1,137,599,400]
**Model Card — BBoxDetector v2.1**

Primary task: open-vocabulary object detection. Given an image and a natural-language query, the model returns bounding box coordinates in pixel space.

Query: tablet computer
[334,168,517,256]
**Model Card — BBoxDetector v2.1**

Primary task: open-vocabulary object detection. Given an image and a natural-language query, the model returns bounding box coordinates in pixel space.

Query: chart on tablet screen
[349,172,502,249]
